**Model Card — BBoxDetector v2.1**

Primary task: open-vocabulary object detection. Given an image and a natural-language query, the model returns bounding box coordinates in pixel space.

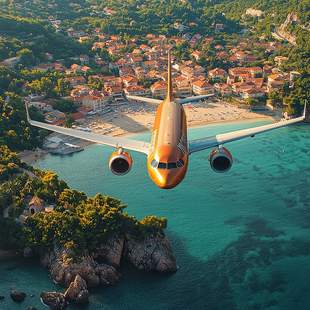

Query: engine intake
[109,149,133,176]
[209,147,233,173]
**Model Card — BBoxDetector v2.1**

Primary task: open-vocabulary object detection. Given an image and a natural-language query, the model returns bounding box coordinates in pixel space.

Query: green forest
[0,145,167,254]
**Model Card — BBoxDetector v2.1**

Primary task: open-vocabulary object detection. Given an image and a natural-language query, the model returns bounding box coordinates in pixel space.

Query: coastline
[19,101,276,165]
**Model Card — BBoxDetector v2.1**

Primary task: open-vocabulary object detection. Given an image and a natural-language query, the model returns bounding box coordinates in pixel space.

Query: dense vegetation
[0,93,47,151]
[0,13,87,62]
[0,146,167,253]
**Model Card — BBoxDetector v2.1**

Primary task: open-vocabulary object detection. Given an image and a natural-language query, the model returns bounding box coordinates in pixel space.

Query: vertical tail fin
[166,49,173,102]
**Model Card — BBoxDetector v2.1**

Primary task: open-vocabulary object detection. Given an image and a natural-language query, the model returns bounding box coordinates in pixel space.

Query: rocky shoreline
[1,233,176,309]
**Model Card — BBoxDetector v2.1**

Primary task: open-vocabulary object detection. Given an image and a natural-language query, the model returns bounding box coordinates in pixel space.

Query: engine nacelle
[209,147,233,173]
[109,149,133,176]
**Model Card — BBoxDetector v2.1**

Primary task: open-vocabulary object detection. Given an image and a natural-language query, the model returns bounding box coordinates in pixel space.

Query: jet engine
[209,146,233,173]
[109,149,133,175]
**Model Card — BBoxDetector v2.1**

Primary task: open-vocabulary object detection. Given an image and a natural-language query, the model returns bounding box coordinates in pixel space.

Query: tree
[0,93,45,150]
[54,78,71,97]
[17,48,35,66]
[58,189,87,209]
[64,114,74,128]
[52,99,76,113]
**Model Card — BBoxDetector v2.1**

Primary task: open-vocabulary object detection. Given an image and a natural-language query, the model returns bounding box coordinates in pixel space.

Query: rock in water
[125,234,177,273]
[0,295,5,300]
[10,290,26,302]
[40,292,67,310]
[64,274,89,304]
[44,249,121,288]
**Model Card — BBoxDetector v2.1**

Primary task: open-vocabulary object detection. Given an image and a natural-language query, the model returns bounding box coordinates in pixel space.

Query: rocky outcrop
[42,249,121,288]
[38,231,176,306]
[93,236,125,267]
[64,275,89,304]
[40,291,67,310]
[124,234,177,273]
[10,290,26,302]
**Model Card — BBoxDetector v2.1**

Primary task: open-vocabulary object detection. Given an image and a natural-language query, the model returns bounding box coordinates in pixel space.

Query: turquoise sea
[1,120,310,310]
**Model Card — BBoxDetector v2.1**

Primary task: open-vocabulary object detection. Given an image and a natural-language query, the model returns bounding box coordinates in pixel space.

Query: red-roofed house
[174,76,192,97]
[208,68,227,82]
[240,88,266,99]
[151,80,167,98]
[124,85,147,96]
[267,74,286,93]
[192,80,215,95]
[191,50,202,61]
[130,55,143,64]
[122,75,138,87]
[214,83,233,96]
[64,76,86,87]
[82,91,110,111]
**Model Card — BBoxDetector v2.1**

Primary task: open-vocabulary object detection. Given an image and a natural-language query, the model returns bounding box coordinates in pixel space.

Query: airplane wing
[177,94,215,105]
[126,95,162,105]
[25,103,150,155]
[189,104,306,154]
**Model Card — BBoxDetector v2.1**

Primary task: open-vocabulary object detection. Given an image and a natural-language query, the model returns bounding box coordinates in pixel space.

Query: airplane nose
[156,171,178,189]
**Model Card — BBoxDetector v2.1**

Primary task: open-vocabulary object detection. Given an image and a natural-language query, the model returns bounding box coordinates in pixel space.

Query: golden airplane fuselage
[147,98,189,189]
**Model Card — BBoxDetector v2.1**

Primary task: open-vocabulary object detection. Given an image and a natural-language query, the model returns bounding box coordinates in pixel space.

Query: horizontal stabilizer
[177,94,215,105]
[126,95,161,105]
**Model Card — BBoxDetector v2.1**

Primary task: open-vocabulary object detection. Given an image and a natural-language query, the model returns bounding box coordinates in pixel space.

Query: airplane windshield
[152,159,184,170]
[167,162,177,169]
[158,162,167,169]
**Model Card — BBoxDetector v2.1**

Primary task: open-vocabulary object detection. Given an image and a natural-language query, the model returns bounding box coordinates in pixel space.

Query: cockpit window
[177,159,184,167]
[167,162,177,169]
[158,162,167,169]
[153,159,184,169]
[151,159,158,168]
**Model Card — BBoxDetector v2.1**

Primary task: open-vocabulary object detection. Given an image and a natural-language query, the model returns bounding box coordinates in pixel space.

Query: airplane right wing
[189,104,307,154]
[25,103,150,155]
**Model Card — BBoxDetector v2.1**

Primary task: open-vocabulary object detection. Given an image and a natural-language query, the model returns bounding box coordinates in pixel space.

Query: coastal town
[0,1,309,309]
[1,9,303,157]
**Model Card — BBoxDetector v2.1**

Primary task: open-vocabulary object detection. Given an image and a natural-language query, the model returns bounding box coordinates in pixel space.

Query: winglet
[166,49,173,102]
[303,100,307,119]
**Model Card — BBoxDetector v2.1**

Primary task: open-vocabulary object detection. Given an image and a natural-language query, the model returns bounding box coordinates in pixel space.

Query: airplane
[25,51,307,189]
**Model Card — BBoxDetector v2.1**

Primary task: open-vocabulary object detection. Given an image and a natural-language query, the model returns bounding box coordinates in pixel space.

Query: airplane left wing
[189,105,306,154]
[25,103,150,155]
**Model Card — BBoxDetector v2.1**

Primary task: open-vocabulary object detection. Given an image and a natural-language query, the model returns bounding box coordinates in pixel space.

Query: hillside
[0,13,87,62]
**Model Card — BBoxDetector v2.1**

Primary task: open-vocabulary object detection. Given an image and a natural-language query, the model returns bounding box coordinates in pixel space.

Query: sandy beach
[19,99,276,164]
[79,99,275,136]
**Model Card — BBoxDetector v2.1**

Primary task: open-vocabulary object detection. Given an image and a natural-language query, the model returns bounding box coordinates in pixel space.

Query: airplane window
[168,162,177,169]
[151,159,158,168]
[158,162,167,169]
[177,159,184,167]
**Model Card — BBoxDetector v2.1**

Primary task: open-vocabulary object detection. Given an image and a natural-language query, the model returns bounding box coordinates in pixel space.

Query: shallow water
[1,120,310,310]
